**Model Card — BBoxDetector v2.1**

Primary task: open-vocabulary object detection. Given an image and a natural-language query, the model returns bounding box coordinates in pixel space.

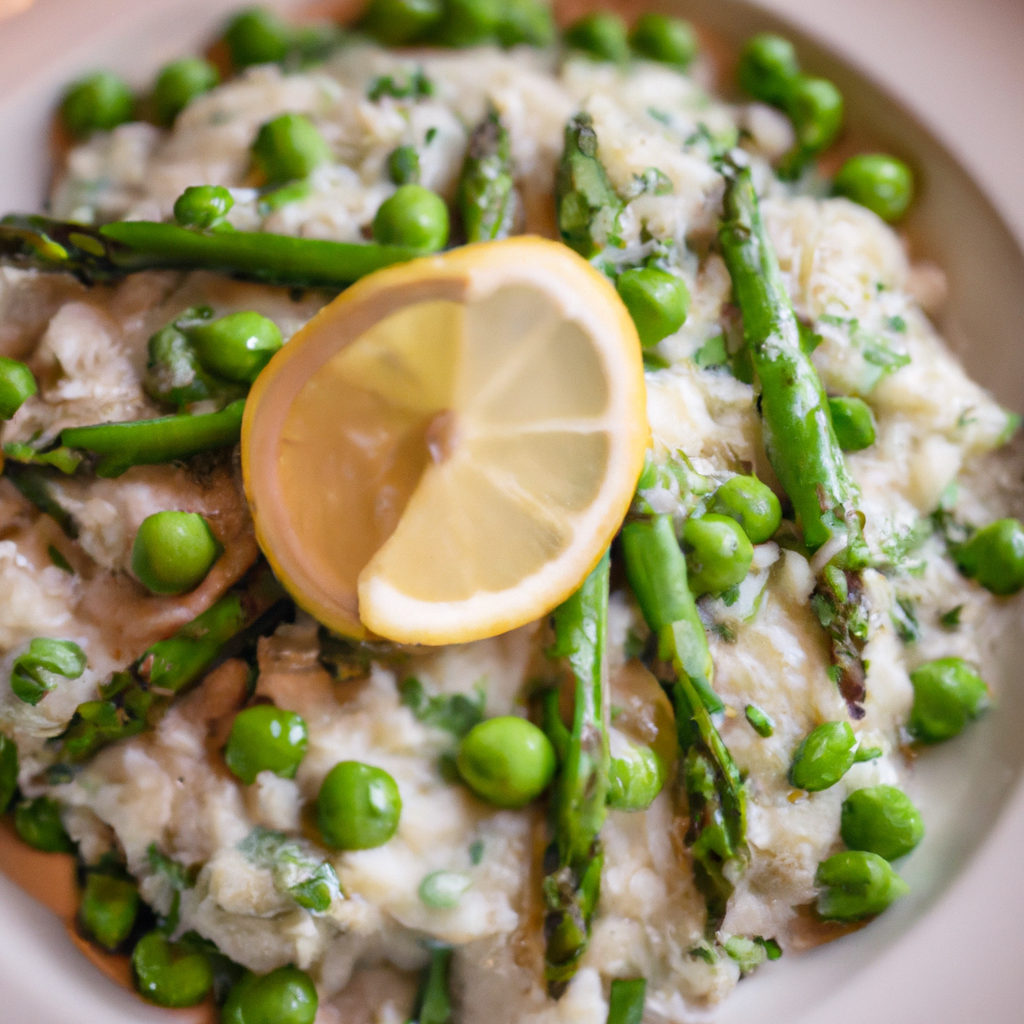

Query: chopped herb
[425,127,438,144]
[239,826,343,913]
[939,605,963,630]
[853,744,882,763]
[367,69,433,102]
[622,167,673,200]
[745,704,774,737]
[712,622,737,643]
[399,677,485,738]
[147,843,198,933]
[647,107,671,126]
[387,145,421,185]
[757,936,782,960]
[887,315,907,333]
[890,596,920,645]
[257,179,312,214]
[723,934,768,974]
[720,583,741,606]
[469,839,484,865]
[48,545,74,573]
[688,939,717,964]
[693,333,729,369]
[418,870,472,909]
[642,349,671,370]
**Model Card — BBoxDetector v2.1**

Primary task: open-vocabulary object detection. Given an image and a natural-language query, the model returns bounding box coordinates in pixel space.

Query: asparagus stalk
[543,552,611,995]
[718,164,870,714]
[457,107,516,243]
[607,979,646,1024]
[621,516,747,934]
[408,945,454,1024]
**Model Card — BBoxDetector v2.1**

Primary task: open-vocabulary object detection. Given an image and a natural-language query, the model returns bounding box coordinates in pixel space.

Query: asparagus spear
[457,107,516,242]
[543,552,611,995]
[408,945,454,1024]
[0,214,423,290]
[718,164,870,714]
[607,978,646,1024]
[621,515,747,934]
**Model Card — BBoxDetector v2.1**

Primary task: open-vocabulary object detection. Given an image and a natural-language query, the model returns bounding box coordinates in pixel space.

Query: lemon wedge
[242,237,648,644]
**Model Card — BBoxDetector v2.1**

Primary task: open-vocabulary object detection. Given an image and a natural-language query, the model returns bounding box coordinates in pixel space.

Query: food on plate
[0,4,1020,1023]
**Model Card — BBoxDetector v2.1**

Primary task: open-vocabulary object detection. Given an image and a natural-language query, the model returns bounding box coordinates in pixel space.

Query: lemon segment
[242,237,648,644]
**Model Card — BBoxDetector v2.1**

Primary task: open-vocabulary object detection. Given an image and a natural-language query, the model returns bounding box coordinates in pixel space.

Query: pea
[564,12,631,64]
[607,739,664,811]
[0,356,37,419]
[79,872,139,951]
[908,657,989,744]
[829,396,876,451]
[15,796,74,853]
[131,511,220,596]
[787,76,844,155]
[173,185,235,230]
[456,716,556,809]
[0,734,17,813]
[222,965,318,1024]
[833,154,915,223]
[419,870,472,909]
[224,7,292,68]
[841,786,924,861]
[60,71,135,138]
[629,14,698,68]
[11,637,86,706]
[815,850,909,921]
[681,514,754,596]
[737,33,801,106]
[372,184,450,251]
[225,705,308,785]
[495,0,555,47]
[132,930,214,1008]
[153,58,219,127]
[788,721,856,791]
[189,311,283,383]
[429,0,501,47]
[709,475,782,545]
[360,0,442,46]
[387,145,421,186]
[616,268,690,348]
[318,761,402,850]
[252,113,331,185]
[954,518,1024,596]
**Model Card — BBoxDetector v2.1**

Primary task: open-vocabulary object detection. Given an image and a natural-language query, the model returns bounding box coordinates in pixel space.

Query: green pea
[225,705,308,785]
[318,761,402,850]
[788,721,856,791]
[616,267,690,348]
[189,311,283,383]
[954,518,1024,596]
[387,145,421,186]
[456,716,556,809]
[290,24,345,64]
[173,185,235,230]
[709,475,782,544]
[224,7,292,67]
[154,58,219,127]
[429,0,501,47]
[15,796,74,853]
[815,850,909,921]
[681,514,754,596]
[608,739,664,811]
[908,657,989,744]
[564,12,631,64]
[360,0,442,45]
[787,76,844,155]
[0,356,37,420]
[372,185,450,251]
[841,786,924,861]
[0,735,17,813]
[833,154,914,223]
[495,0,555,47]
[61,72,135,138]
[744,704,774,738]
[132,930,214,1008]
[252,113,331,185]
[419,870,472,909]
[222,965,318,1024]
[79,872,139,951]
[737,33,801,106]
[131,511,220,596]
[629,14,698,68]
[829,396,876,451]
[11,637,87,706]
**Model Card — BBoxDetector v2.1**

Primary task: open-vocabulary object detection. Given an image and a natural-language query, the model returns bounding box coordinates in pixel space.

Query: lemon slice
[242,237,648,644]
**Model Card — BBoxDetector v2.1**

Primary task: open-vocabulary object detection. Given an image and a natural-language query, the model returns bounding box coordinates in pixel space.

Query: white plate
[0,2,1022,1022]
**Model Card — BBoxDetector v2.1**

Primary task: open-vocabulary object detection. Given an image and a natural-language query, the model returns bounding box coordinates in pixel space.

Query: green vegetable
[132,930,214,1008]
[457,716,555,808]
[564,12,630,63]
[841,786,924,861]
[189,311,283,384]
[428,0,501,47]
[829,396,876,451]
[457,107,515,243]
[252,113,331,185]
[629,14,698,68]
[225,706,309,785]
[789,721,856,791]
[408,945,453,1024]
[318,761,402,850]
[682,514,754,597]
[239,826,342,912]
[833,154,914,223]
[153,58,219,126]
[744,704,774,738]
[222,965,318,1024]
[908,657,989,743]
[0,735,17,813]
[954,518,1024,596]
[709,475,782,545]
[368,69,434,102]
[131,511,220,595]
[360,0,442,45]
[495,0,555,47]
[388,145,421,186]
[372,184,450,251]
[608,739,664,811]
[615,267,690,348]
[737,33,801,106]
[0,357,37,419]
[399,677,484,738]
[173,185,234,230]
[61,72,134,138]
[79,872,139,950]
[815,850,909,921]
[223,7,292,67]
[15,796,74,852]
[785,76,844,162]
[606,978,646,1024]
[890,595,920,645]
[11,637,86,706]
[419,870,472,909]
